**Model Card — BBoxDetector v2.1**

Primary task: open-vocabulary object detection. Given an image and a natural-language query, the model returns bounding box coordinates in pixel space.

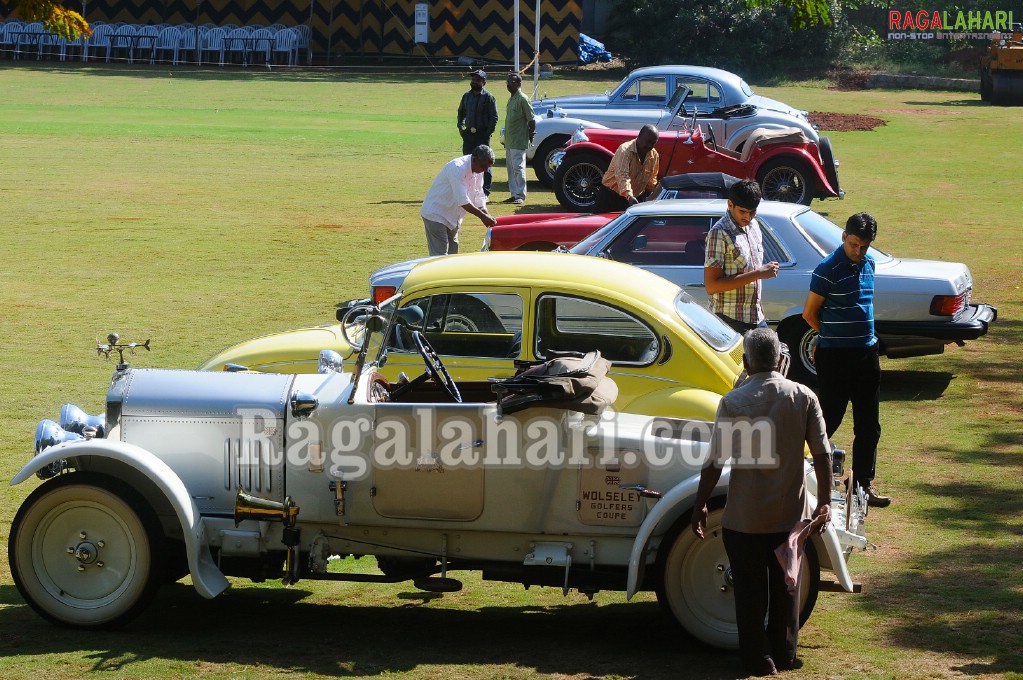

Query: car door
[381,288,528,384]
[595,213,797,323]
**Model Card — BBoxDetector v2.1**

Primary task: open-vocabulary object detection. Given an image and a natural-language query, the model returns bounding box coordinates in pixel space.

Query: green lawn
[0,63,1020,679]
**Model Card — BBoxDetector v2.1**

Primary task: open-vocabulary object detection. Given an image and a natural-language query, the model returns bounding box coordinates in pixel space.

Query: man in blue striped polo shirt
[802,213,891,508]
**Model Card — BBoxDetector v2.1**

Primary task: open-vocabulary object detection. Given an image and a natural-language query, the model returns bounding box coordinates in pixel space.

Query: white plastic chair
[293,24,311,64]
[249,27,274,65]
[37,28,59,60]
[199,27,226,66]
[58,32,85,61]
[0,20,25,57]
[178,26,198,65]
[14,21,43,60]
[224,27,249,64]
[109,24,137,63]
[135,25,160,63]
[271,27,297,66]
[152,26,180,64]
[83,23,113,62]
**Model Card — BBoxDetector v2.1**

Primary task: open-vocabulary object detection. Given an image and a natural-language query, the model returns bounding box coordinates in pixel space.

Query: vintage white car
[521,66,820,186]
[9,298,868,648]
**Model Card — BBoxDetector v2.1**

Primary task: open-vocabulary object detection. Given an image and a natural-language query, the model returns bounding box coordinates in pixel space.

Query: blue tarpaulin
[578,33,612,65]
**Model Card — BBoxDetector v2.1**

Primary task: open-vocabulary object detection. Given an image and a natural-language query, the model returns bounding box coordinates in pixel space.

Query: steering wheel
[412,331,462,403]
[704,124,718,152]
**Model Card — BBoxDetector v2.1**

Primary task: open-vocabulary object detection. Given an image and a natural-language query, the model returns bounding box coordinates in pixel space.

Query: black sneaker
[865,483,891,508]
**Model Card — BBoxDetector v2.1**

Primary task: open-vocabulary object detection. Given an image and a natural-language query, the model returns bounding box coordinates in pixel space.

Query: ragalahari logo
[888,8,1016,40]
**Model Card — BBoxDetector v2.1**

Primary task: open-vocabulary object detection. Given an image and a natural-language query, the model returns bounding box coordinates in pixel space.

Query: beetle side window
[535,295,658,365]
[392,292,523,358]
[618,77,667,104]
[604,216,716,266]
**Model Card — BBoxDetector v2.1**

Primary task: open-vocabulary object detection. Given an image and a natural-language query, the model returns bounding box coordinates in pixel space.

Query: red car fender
[749,144,838,197]
[561,140,616,162]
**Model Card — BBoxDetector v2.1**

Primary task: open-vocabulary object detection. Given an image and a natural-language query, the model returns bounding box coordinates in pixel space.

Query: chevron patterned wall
[1,1,580,65]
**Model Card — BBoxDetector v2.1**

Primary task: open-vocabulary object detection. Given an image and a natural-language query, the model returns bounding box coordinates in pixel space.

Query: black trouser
[723,529,799,673]
[461,133,492,195]
[814,345,881,487]
[595,184,629,213]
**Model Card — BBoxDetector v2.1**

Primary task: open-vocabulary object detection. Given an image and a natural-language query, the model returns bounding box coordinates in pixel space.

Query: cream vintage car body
[10,281,867,649]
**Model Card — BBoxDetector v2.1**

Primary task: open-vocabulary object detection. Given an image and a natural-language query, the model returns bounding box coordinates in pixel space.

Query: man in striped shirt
[802,212,890,507]
[704,180,780,333]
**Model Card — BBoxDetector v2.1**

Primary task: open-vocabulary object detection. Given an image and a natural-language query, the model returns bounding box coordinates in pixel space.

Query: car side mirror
[630,235,648,251]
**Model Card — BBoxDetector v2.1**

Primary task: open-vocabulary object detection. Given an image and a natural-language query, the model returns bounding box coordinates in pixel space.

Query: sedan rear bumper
[876,303,997,342]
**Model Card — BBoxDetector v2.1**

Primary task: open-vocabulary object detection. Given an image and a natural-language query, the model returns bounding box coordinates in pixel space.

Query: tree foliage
[605,0,843,76]
[747,0,831,29]
[7,0,90,40]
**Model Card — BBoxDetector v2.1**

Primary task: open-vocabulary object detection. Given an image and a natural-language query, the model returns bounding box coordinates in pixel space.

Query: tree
[7,0,90,40]
[748,0,831,29]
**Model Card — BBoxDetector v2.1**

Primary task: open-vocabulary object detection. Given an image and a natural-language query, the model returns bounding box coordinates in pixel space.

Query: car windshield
[675,291,741,351]
[792,210,893,263]
[568,215,629,254]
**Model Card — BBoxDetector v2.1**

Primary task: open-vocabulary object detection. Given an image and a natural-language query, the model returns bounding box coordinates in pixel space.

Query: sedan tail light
[372,286,397,305]
[930,292,967,317]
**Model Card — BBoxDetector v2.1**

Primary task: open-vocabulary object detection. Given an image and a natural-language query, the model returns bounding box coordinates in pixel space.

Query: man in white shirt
[421,145,497,255]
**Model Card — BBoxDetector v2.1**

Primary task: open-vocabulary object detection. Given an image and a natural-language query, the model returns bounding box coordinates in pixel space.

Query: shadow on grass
[880,370,953,402]
[902,99,987,107]
[0,582,746,679]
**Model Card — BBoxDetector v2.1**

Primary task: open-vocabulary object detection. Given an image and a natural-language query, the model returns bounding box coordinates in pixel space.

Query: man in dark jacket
[457,69,499,197]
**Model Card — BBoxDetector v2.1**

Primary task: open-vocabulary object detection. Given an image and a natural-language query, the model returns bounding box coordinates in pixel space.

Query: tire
[9,473,163,628]
[757,157,813,205]
[817,137,841,197]
[531,134,570,188]
[777,316,818,387]
[554,152,608,212]
[657,506,820,649]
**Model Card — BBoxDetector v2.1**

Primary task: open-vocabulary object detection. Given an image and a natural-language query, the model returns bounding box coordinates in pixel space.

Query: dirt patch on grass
[808,111,887,132]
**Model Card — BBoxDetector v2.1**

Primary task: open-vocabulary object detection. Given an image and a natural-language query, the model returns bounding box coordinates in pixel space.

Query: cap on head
[469,68,487,81]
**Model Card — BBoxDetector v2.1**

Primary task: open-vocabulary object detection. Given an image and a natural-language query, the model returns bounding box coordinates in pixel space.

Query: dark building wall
[1,1,581,64]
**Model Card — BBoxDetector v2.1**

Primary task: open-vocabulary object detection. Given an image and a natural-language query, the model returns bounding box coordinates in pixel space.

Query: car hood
[749,94,808,120]
[199,325,352,373]
[533,93,610,111]
[494,212,614,228]
[369,256,433,291]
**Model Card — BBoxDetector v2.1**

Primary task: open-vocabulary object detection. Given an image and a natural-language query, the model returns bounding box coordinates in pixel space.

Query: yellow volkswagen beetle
[201,252,743,421]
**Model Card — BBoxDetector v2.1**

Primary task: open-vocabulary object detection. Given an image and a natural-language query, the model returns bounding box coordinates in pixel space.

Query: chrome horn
[35,419,84,454]
[60,404,106,438]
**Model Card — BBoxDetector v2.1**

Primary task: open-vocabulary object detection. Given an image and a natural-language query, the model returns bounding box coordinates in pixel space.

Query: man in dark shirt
[802,212,890,508]
[457,69,499,197]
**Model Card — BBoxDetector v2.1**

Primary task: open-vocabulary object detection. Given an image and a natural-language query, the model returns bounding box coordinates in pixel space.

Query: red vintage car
[486,172,739,252]
[552,100,842,211]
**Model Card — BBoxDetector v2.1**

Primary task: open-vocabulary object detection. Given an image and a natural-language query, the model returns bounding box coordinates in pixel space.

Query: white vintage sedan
[522,66,820,186]
[10,288,868,649]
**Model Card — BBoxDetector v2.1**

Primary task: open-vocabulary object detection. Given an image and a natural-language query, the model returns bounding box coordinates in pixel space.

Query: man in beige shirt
[692,328,832,677]
[596,124,660,212]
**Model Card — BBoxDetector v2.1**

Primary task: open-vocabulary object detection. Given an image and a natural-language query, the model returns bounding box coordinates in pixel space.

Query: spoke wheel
[657,507,819,649]
[554,152,608,211]
[9,473,162,628]
[757,158,812,205]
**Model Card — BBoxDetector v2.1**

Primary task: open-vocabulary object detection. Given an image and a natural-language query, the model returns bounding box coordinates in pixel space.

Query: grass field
[0,62,1021,680]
